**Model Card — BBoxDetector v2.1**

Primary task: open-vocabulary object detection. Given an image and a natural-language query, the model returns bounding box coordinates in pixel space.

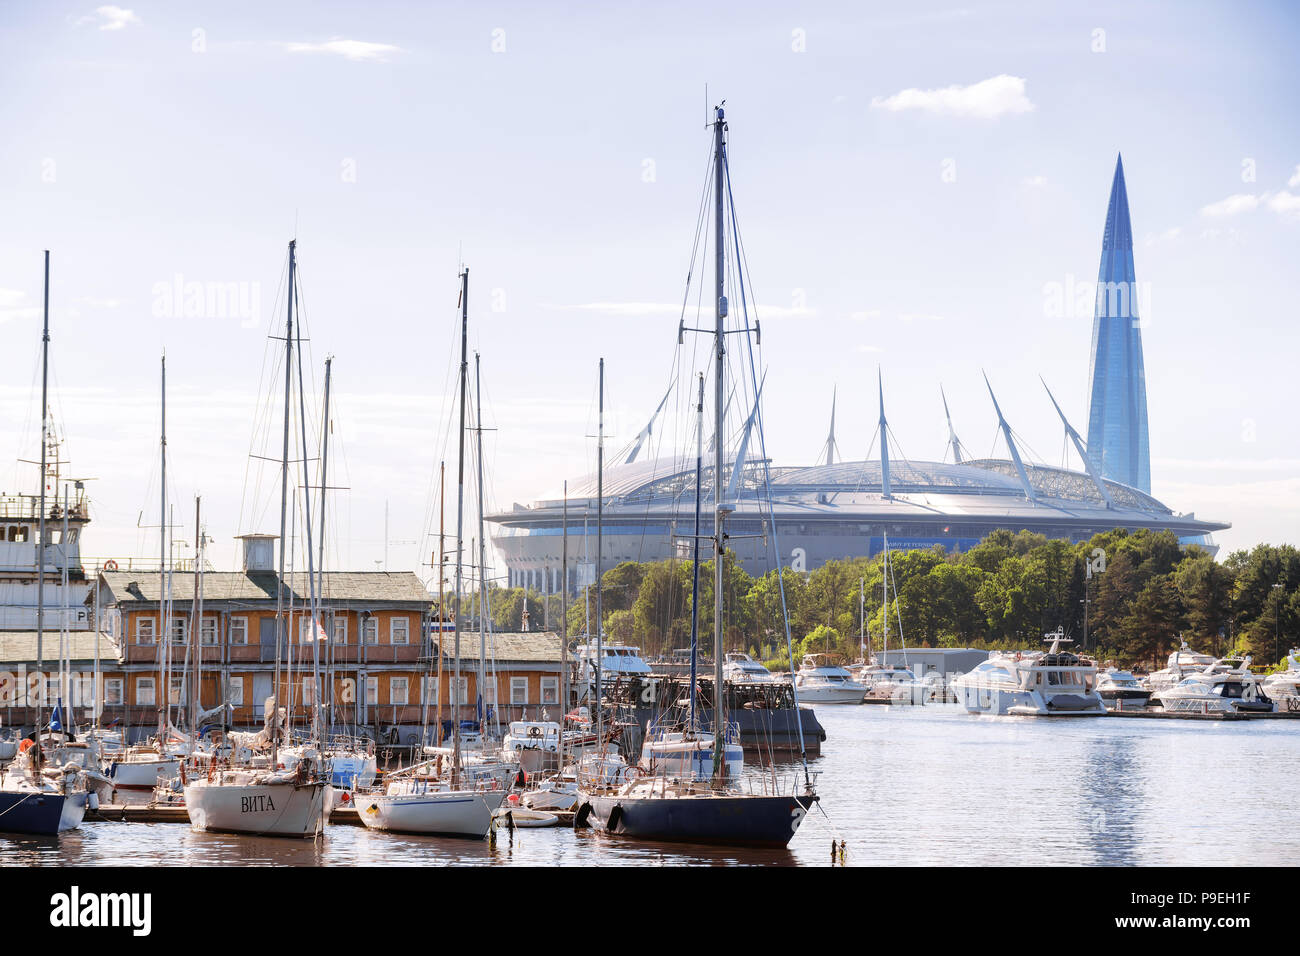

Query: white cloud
[1199,193,1260,217]
[1288,165,1300,189]
[1266,190,1300,219]
[76,6,139,31]
[284,38,402,62]
[870,74,1034,119]
[1023,175,1047,186]
[0,289,38,324]
[1144,227,1181,246]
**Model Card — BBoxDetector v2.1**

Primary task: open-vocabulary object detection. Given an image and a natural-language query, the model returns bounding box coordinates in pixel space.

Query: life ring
[527,726,543,738]
[18,739,34,754]
[104,559,119,571]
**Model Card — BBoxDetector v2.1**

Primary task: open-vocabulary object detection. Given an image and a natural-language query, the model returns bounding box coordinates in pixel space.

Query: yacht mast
[595,358,604,746]
[452,268,469,786]
[688,373,704,732]
[159,354,169,739]
[711,104,727,787]
[560,481,568,749]
[318,357,332,739]
[474,353,489,733]
[272,239,296,769]
[34,252,49,767]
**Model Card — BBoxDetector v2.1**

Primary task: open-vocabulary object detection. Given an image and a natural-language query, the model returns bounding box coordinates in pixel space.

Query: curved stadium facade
[487,456,1228,594]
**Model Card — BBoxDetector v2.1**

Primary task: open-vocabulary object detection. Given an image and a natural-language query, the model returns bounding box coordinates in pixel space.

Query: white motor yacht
[722,652,780,683]
[794,654,867,704]
[949,629,1106,716]
[1096,669,1153,708]
[1262,648,1300,703]
[1156,656,1272,714]
[1144,640,1217,697]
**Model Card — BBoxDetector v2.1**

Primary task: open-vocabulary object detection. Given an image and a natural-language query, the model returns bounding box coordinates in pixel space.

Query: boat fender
[573,802,593,829]
[606,804,624,832]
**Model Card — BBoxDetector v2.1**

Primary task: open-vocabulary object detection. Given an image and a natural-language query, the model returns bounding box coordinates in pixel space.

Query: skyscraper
[1086,154,1151,494]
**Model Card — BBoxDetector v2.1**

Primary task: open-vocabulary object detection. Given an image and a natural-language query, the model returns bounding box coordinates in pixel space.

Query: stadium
[488,155,1230,593]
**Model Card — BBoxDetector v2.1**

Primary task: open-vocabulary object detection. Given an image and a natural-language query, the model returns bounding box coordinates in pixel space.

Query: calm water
[6,704,1298,866]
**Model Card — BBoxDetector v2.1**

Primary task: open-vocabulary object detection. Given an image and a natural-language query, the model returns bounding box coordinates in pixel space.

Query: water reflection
[4,706,1298,866]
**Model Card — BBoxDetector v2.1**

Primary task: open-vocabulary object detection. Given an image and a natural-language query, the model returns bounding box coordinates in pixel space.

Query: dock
[1106,708,1300,721]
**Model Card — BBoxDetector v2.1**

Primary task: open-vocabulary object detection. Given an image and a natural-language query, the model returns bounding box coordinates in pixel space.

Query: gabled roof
[435,631,562,664]
[96,571,432,607]
[0,630,122,664]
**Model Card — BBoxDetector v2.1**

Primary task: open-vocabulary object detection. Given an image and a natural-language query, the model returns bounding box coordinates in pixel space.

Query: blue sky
[1,0,1297,578]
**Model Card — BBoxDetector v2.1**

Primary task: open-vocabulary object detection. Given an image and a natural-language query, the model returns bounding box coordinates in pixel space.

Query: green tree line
[463,529,1300,671]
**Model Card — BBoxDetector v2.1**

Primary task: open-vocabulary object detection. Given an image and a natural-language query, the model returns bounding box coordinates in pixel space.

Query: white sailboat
[183,240,328,838]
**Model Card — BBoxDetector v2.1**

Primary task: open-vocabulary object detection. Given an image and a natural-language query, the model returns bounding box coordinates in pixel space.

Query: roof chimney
[236,534,277,573]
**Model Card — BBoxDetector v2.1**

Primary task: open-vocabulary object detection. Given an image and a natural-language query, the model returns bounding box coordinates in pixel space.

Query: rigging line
[724,140,812,784]
[237,252,290,538]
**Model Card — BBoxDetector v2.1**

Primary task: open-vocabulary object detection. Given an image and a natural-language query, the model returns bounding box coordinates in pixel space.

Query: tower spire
[821,387,838,467]
[1085,153,1150,492]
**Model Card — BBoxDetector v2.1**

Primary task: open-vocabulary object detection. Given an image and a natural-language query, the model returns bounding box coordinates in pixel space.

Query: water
[5,704,1298,866]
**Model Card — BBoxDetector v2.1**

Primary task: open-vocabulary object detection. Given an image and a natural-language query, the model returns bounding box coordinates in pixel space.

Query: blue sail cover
[1086,154,1151,494]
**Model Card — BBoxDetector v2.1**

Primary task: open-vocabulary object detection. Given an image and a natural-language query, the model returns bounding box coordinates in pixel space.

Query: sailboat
[0,251,89,834]
[183,240,328,837]
[355,267,506,838]
[575,106,819,847]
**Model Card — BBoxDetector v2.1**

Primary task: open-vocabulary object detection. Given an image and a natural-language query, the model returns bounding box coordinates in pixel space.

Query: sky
[1,0,1297,585]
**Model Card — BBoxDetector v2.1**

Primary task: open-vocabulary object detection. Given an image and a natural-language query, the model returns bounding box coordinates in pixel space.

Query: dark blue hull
[0,789,86,835]
[580,790,818,848]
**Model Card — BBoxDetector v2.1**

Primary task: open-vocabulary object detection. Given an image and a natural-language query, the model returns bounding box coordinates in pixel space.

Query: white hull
[794,684,866,704]
[357,788,507,838]
[639,740,743,783]
[110,757,181,792]
[954,683,1106,716]
[183,779,328,837]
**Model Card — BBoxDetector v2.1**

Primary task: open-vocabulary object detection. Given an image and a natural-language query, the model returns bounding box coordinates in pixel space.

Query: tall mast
[318,357,332,744]
[711,104,727,787]
[474,353,489,733]
[595,357,604,746]
[191,496,202,729]
[272,239,295,768]
[435,462,445,746]
[159,354,168,739]
[882,531,890,660]
[452,267,469,785]
[688,373,704,732]
[292,306,323,755]
[560,480,568,745]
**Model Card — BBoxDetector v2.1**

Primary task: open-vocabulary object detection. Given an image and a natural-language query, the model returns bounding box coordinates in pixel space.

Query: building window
[303,676,318,706]
[169,617,186,644]
[228,677,244,706]
[365,677,378,708]
[390,617,410,645]
[362,618,378,645]
[333,616,348,644]
[422,676,438,705]
[104,678,124,707]
[169,677,184,705]
[450,676,468,706]
[77,674,95,708]
[390,677,409,706]
[229,616,248,645]
[480,676,497,705]
[137,677,156,706]
[511,677,528,705]
[200,618,217,645]
[541,677,559,705]
[136,617,156,645]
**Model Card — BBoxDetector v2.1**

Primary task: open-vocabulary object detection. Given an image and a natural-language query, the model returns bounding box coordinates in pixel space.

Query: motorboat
[1144,640,1217,697]
[573,641,652,700]
[949,629,1106,716]
[794,655,867,704]
[1156,656,1272,714]
[501,720,563,774]
[1262,648,1300,702]
[856,663,919,702]
[1096,669,1153,708]
[521,772,581,811]
[722,652,780,683]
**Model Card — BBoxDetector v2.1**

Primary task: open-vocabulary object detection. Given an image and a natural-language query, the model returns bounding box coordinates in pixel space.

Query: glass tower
[1085,154,1151,494]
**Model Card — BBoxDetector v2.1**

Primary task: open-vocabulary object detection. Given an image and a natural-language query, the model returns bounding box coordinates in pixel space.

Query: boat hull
[0,788,87,834]
[110,757,181,792]
[357,789,507,838]
[793,684,865,704]
[580,790,818,848]
[183,780,328,838]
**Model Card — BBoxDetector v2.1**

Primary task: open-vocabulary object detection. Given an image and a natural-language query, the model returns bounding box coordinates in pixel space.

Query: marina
[8,703,1300,867]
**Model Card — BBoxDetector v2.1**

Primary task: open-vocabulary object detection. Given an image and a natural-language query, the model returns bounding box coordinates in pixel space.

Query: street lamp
[1273,583,1284,665]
